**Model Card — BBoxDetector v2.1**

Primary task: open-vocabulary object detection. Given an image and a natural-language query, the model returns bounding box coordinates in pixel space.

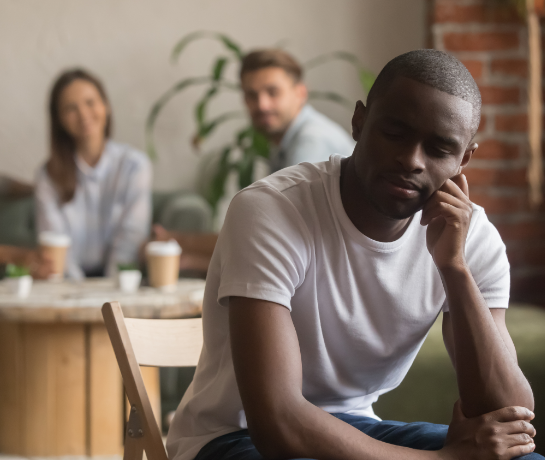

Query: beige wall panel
[0,0,426,190]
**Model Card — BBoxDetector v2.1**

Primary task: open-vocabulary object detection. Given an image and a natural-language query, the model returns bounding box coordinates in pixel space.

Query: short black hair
[367,49,481,137]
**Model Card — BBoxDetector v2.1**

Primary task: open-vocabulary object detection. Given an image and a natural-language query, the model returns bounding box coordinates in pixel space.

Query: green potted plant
[5,263,33,298]
[146,31,375,214]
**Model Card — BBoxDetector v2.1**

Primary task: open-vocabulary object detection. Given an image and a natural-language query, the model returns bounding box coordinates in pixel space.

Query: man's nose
[257,93,272,111]
[396,144,426,172]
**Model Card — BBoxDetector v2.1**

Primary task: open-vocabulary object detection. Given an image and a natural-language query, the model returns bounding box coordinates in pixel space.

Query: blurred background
[1,0,545,458]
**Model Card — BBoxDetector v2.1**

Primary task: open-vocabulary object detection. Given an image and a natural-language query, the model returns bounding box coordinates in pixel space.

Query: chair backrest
[102,301,203,460]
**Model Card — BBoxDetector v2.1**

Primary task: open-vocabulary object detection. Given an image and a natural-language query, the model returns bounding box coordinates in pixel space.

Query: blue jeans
[194,413,543,460]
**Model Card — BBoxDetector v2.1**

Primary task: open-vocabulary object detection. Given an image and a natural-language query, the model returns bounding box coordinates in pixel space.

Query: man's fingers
[505,432,535,448]
[486,406,535,423]
[504,420,536,437]
[507,442,536,458]
[421,201,463,227]
[450,173,469,198]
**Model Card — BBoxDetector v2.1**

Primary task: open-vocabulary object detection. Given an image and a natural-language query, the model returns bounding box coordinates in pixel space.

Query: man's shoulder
[251,160,332,194]
[295,106,354,144]
[229,160,335,224]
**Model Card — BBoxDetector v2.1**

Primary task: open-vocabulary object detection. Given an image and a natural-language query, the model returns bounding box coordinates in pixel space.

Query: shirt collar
[279,104,314,152]
[75,140,113,180]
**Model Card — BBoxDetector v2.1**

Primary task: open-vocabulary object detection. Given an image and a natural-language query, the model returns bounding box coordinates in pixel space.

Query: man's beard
[365,182,428,221]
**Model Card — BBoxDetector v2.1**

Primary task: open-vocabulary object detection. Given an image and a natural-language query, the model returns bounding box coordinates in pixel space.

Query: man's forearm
[253,397,441,460]
[441,265,534,417]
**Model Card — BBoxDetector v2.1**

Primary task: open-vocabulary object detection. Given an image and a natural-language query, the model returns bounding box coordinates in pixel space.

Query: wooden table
[0,278,204,457]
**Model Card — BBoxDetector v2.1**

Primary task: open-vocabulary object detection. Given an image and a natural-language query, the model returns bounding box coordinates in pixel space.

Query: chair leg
[124,405,145,460]
[124,436,144,460]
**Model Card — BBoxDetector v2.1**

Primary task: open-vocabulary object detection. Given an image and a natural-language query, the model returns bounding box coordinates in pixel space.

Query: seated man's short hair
[240,49,303,83]
[367,49,482,137]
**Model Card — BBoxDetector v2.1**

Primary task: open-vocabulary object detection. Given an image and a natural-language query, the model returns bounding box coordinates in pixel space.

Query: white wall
[0,0,426,191]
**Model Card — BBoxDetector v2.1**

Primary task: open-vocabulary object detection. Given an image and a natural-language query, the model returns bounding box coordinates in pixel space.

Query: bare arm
[442,283,533,416]
[229,296,442,460]
[422,174,533,417]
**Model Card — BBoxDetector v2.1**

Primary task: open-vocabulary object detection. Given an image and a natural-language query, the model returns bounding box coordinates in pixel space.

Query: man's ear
[459,142,478,171]
[296,83,308,105]
[352,101,366,142]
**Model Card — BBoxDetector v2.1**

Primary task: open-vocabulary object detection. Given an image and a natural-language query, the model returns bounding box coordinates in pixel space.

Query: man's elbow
[247,411,306,460]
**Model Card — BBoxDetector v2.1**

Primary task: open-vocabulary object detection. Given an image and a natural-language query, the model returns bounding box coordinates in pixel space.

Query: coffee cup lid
[39,231,71,247]
[145,239,182,256]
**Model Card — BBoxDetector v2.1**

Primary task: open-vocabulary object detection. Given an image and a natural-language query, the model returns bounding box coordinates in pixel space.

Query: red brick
[464,167,527,187]
[443,32,519,52]
[434,3,521,24]
[474,139,520,160]
[491,58,528,77]
[495,220,545,240]
[479,85,520,105]
[511,273,545,306]
[461,59,484,80]
[470,192,525,214]
[495,113,527,132]
[477,114,487,132]
[506,243,545,268]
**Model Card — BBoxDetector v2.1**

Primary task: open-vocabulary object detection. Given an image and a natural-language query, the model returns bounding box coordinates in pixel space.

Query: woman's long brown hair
[47,69,112,203]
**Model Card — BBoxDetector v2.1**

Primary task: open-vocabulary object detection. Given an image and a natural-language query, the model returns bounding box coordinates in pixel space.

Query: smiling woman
[34,69,152,279]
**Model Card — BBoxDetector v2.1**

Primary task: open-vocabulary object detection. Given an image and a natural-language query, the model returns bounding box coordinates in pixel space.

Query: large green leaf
[196,111,245,140]
[171,31,243,64]
[304,51,375,96]
[207,146,234,211]
[237,149,255,190]
[146,76,211,160]
[195,86,218,126]
[212,57,228,81]
[251,130,270,159]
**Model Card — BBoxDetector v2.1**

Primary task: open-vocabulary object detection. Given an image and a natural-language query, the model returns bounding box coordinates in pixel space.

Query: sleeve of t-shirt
[217,185,312,311]
[442,204,510,312]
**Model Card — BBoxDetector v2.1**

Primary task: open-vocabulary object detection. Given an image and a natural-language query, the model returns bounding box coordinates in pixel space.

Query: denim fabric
[194,413,543,460]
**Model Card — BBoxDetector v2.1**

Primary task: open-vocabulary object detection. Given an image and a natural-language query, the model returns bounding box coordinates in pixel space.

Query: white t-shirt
[167,155,510,460]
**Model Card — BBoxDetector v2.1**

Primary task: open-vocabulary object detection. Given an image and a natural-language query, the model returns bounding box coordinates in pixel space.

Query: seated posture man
[241,48,355,172]
[167,50,541,460]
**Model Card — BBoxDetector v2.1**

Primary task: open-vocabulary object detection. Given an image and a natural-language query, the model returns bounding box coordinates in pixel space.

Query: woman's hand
[420,174,473,272]
[440,400,536,460]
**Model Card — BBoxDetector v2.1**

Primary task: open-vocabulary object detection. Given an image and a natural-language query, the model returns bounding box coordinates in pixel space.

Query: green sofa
[0,191,213,247]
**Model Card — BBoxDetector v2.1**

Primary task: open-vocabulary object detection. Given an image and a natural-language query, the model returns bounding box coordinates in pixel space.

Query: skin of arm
[422,175,534,417]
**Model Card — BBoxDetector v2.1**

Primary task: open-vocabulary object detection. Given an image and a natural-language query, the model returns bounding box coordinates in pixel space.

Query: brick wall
[429,0,545,305]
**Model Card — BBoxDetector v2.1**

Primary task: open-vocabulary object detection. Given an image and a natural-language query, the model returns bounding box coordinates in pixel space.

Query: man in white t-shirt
[167,50,541,460]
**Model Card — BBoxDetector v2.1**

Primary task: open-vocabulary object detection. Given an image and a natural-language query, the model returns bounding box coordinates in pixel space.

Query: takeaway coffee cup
[38,232,71,280]
[145,240,182,291]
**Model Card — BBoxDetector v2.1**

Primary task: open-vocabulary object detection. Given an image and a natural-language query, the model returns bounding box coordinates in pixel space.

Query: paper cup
[38,232,71,280]
[118,270,142,293]
[7,275,33,298]
[145,240,181,291]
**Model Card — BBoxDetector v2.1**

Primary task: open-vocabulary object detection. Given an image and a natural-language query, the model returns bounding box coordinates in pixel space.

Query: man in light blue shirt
[240,49,355,172]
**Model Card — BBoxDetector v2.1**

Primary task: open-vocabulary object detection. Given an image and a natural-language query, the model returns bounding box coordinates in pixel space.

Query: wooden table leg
[0,321,162,457]
[88,323,124,455]
[0,322,86,456]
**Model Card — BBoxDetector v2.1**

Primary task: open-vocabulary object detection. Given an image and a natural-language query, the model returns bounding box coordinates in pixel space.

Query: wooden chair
[101,301,203,460]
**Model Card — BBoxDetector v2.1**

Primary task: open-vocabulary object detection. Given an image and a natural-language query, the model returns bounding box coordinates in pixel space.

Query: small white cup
[118,270,142,293]
[7,275,33,298]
